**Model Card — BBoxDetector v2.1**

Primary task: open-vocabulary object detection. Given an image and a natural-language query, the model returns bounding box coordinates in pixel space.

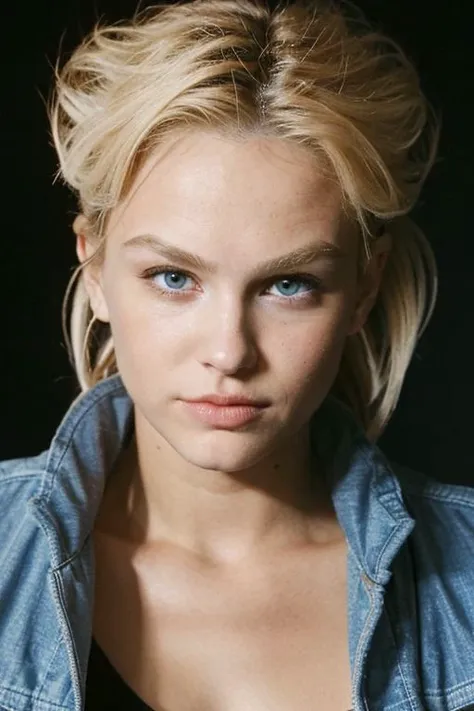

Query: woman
[1,0,473,709]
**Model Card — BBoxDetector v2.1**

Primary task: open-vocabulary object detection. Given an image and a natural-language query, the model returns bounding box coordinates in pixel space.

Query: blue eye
[269,277,318,298]
[154,270,193,291]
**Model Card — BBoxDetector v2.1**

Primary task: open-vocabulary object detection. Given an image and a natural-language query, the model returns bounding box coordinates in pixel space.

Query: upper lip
[184,394,269,407]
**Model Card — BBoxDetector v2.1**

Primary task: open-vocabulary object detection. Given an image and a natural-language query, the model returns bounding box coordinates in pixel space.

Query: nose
[199,298,258,376]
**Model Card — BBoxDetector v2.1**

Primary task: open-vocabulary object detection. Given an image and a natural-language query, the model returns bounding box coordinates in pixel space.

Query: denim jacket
[1,373,474,711]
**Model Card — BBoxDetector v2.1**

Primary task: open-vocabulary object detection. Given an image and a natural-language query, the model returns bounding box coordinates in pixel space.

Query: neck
[98,409,341,566]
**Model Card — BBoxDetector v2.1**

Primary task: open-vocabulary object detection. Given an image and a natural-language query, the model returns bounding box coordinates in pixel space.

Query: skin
[76,131,390,564]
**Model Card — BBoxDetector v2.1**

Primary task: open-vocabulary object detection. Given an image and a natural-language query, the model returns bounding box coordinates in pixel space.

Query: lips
[185,394,269,407]
[180,394,269,428]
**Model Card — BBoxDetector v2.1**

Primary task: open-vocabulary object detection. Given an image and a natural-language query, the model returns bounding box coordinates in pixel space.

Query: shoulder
[393,461,474,523]
[0,450,47,490]
[0,452,47,532]
[0,452,50,598]
[392,462,474,594]
[388,466,474,703]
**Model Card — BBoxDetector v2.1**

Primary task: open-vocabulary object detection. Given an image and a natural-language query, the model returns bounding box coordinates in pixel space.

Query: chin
[172,429,272,474]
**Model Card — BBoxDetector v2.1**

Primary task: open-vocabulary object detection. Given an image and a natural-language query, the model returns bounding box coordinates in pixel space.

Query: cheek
[271,297,352,361]
[266,302,352,401]
[101,278,181,372]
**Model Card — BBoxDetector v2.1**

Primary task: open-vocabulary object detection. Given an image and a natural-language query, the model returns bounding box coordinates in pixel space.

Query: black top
[85,638,152,710]
[86,637,354,710]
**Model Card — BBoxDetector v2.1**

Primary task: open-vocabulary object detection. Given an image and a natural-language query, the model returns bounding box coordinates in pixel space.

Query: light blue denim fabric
[1,373,474,711]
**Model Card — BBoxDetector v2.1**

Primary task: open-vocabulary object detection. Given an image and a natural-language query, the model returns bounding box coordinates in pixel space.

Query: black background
[1,1,472,483]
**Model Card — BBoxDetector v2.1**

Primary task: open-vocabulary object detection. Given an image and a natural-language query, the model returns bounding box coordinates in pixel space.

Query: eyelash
[140,265,323,304]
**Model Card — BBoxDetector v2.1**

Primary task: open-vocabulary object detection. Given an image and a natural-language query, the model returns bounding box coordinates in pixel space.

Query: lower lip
[181,401,266,428]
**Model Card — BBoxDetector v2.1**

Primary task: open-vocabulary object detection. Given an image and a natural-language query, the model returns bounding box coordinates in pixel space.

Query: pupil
[279,279,297,294]
[165,272,185,288]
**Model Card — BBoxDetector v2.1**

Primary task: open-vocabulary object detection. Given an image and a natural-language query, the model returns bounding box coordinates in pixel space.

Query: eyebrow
[122,233,346,276]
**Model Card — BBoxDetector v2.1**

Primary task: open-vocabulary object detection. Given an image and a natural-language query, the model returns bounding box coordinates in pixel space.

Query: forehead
[108,132,352,254]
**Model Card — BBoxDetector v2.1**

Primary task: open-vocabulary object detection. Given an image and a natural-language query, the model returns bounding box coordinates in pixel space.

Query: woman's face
[79,132,384,473]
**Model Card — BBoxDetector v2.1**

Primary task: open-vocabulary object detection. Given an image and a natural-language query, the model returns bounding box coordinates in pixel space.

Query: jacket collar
[31,374,134,570]
[32,374,414,584]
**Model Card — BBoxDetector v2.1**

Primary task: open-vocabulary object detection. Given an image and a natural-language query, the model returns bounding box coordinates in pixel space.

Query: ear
[73,215,110,323]
[348,231,392,336]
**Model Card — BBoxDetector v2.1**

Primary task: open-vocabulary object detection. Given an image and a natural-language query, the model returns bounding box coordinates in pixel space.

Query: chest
[92,535,352,711]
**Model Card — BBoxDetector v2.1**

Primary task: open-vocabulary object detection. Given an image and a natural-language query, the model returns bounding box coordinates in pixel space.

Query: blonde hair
[50,0,439,440]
